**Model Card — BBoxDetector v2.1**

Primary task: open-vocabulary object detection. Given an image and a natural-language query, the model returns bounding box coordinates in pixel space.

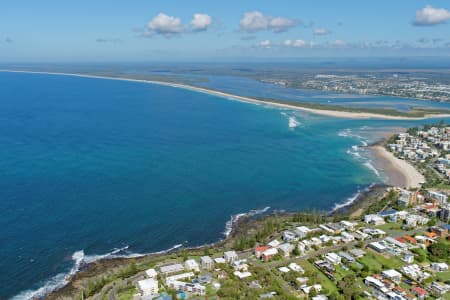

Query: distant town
[49,126,450,300]
[262,72,450,102]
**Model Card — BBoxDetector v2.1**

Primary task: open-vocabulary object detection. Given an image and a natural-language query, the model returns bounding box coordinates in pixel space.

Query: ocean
[0,71,447,299]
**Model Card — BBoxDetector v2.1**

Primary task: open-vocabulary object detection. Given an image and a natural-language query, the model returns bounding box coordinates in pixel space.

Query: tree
[428,241,448,259]
[427,217,437,226]
[337,274,359,299]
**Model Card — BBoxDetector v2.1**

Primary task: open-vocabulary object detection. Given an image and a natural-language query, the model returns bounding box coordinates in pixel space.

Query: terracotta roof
[412,286,428,296]
[255,246,269,252]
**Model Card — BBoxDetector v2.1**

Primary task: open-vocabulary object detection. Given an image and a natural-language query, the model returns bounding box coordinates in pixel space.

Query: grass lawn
[357,250,404,273]
[358,255,383,272]
[297,260,337,294]
[334,265,354,281]
[376,222,403,231]
[436,271,450,281]
[117,286,136,300]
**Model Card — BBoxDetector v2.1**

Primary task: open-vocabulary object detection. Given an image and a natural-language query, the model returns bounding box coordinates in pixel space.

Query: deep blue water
[0,71,446,299]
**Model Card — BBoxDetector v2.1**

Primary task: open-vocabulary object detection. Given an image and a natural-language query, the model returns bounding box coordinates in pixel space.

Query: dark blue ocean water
[0,71,445,299]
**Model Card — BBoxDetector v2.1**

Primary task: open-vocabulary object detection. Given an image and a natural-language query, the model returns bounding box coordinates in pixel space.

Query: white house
[431,262,449,272]
[278,243,294,257]
[138,278,159,296]
[224,251,238,263]
[167,280,205,295]
[160,263,184,276]
[233,271,252,279]
[295,226,311,238]
[200,256,214,270]
[145,268,157,279]
[324,253,341,265]
[268,239,281,248]
[364,214,385,225]
[184,259,200,272]
[288,262,304,273]
[381,269,402,283]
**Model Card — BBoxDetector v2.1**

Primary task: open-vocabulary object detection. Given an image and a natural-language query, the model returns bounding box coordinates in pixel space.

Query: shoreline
[370,145,425,189]
[0,69,429,299]
[2,69,450,120]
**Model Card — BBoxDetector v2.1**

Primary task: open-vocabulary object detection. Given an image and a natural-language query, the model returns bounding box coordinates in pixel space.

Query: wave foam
[11,243,183,300]
[288,116,300,129]
[331,183,376,213]
[364,161,380,177]
[224,207,271,237]
[332,190,361,212]
[11,251,86,300]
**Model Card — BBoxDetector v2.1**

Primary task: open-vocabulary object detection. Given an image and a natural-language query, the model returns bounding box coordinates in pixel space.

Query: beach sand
[371,145,425,189]
[2,69,450,120]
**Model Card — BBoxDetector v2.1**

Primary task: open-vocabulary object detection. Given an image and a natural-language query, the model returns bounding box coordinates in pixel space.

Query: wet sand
[371,145,425,189]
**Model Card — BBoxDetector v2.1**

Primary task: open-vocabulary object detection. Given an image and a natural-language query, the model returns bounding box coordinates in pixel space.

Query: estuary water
[0,71,447,299]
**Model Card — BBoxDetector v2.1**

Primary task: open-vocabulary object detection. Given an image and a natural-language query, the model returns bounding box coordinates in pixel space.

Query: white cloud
[240,11,270,32]
[331,39,346,47]
[414,5,450,26]
[284,39,306,47]
[313,28,330,35]
[258,39,272,48]
[148,13,183,36]
[191,13,212,31]
[292,39,306,47]
[269,17,295,33]
[240,11,296,33]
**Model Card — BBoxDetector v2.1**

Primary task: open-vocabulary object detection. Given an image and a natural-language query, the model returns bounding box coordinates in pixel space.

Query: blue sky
[1,0,449,61]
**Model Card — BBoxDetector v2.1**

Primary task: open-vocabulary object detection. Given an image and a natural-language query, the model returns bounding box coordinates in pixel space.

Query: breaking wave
[280,112,301,129]
[11,244,182,300]
[331,183,376,213]
[224,206,271,237]
[15,205,271,300]
[364,161,380,177]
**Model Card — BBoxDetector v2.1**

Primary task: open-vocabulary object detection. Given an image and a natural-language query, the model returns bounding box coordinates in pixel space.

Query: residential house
[184,259,200,272]
[160,263,185,276]
[224,251,238,263]
[382,269,402,283]
[138,278,159,296]
[200,256,214,270]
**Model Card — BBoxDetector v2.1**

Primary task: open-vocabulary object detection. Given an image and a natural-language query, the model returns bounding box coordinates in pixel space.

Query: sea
[1,71,449,299]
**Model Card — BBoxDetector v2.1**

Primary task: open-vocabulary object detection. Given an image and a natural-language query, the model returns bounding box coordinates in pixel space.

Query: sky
[1,0,450,62]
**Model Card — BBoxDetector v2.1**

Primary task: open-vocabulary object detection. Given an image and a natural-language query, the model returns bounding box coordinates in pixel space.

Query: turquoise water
[0,71,445,299]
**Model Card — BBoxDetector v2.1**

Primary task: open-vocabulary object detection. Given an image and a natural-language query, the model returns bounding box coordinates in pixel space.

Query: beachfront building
[166,280,205,295]
[364,214,385,225]
[145,268,158,279]
[224,250,238,263]
[294,226,311,239]
[200,256,214,270]
[160,263,184,276]
[138,278,159,296]
[184,259,200,272]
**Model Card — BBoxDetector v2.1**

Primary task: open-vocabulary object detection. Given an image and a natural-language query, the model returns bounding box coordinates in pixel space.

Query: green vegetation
[428,241,449,260]
[298,260,337,294]
[117,285,136,300]
[364,189,398,215]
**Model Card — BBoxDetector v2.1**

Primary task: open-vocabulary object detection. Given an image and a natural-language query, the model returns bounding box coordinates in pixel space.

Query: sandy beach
[371,145,425,189]
[2,69,450,120]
